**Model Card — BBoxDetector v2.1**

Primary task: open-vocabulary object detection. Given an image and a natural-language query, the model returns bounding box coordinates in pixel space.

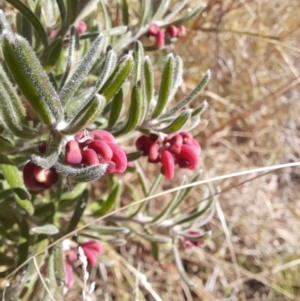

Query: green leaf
[87,224,129,235]
[142,57,154,107]
[173,241,197,288]
[43,37,63,70]
[55,0,66,26]
[99,53,133,102]
[55,161,108,182]
[5,0,48,48]
[151,54,175,118]
[133,41,144,84]
[192,100,208,117]
[170,4,205,26]
[59,33,104,106]
[136,231,172,244]
[16,12,32,45]
[59,26,80,89]
[153,0,171,20]
[138,0,151,28]
[108,88,123,127]
[156,109,192,134]
[151,243,159,261]
[16,217,30,266]
[67,189,88,232]
[30,224,59,235]
[120,0,129,26]
[66,0,78,26]
[53,243,65,286]
[113,84,143,135]
[0,161,31,200]
[99,0,112,30]
[41,249,56,301]
[15,196,34,216]
[2,34,63,125]
[161,69,211,119]
[62,94,105,135]
[92,181,122,216]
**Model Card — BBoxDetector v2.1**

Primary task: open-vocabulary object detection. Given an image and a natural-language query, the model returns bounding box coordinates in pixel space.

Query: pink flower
[64,263,74,288]
[166,25,178,38]
[160,150,175,180]
[77,20,87,35]
[147,23,160,36]
[175,144,199,170]
[180,230,205,249]
[65,140,82,165]
[156,30,165,48]
[177,25,186,38]
[81,240,102,267]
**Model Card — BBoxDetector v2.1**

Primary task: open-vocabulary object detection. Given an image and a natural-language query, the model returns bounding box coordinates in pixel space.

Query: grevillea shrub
[0,1,213,298]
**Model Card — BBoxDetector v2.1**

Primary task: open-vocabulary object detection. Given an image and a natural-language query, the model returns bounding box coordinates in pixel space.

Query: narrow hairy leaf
[88,224,129,235]
[100,0,112,29]
[142,56,154,108]
[43,37,63,70]
[173,242,197,288]
[192,100,208,117]
[66,0,78,26]
[138,0,151,28]
[16,12,32,45]
[164,0,188,22]
[99,53,133,102]
[67,189,88,232]
[59,33,104,106]
[4,34,63,124]
[120,0,129,25]
[161,69,211,119]
[171,55,183,95]
[59,26,80,89]
[0,162,31,200]
[53,244,65,286]
[62,94,105,135]
[158,109,192,134]
[170,4,205,26]
[93,48,117,93]
[133,41,144,84]
[108,88,123,127]
[151,54,175,118]
[93,182,122,216]
[41,250,56,301]
[55,162,108,182]
[136,231,172,244]
[30,224,59,235]
[113,85,142,135]
[5,0,48,47]
[153,0,171,20]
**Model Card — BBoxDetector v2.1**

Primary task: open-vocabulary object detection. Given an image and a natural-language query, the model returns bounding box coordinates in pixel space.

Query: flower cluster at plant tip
[68,129,127,175]
[179,230,205,249]
[147,23,186,48]
[135,132,201,180]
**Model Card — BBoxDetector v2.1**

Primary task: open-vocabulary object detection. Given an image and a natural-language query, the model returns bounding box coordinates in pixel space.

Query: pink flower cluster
[66,129,127,175]
[135,132,201,180]
[64,240,102,288]
[147,23,186,47]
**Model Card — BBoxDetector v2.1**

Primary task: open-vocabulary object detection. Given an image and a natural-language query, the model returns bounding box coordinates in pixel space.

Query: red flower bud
[179,132,193,142]
[135,135,153,156]
[156,30,165,48]
[33,165,58,186]
[160,150,175,180]
[23,162,50,191]
[66,250,78,264]
[91,130,115,143]
[168,134,183,154]
[65,140,82,165]
[166,25,178,38]
[81,240,102,254]
[176,144,199,170]
[106,143,127,174]
[147,23,160,36]
[183,138,201,155]
[148,143,160,163]
[38,142,47,154]
[81,149,99,166]
[76,20,87,35]
[88,140,113,162]
[81,240,102,267]
[177,25,186,38]
[75,129,93,144]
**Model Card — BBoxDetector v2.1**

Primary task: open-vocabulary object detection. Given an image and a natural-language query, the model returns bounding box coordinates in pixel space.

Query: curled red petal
[179,132,193,142]
[148,143,160,163]
[156,30,165,48]
[149,134,159,142]
[88,140,113,161]
[91,130,115,143]
[99,159,116,174]
[82,247,98,266]
[33,165,58,186]
[166,25,178,38]
[169,134,183,155]
[183,138,201,155]
[176,144,199,170]
[135,135,152,156]
[38,142,47,154]
[177,25,186,38]
[81,240,102,255]
[147,23,160,36]
[160,150,175,180]
[81,149,99,166]
[65,140,82,165]
[106,143,127,174]
[23,162,49,191]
